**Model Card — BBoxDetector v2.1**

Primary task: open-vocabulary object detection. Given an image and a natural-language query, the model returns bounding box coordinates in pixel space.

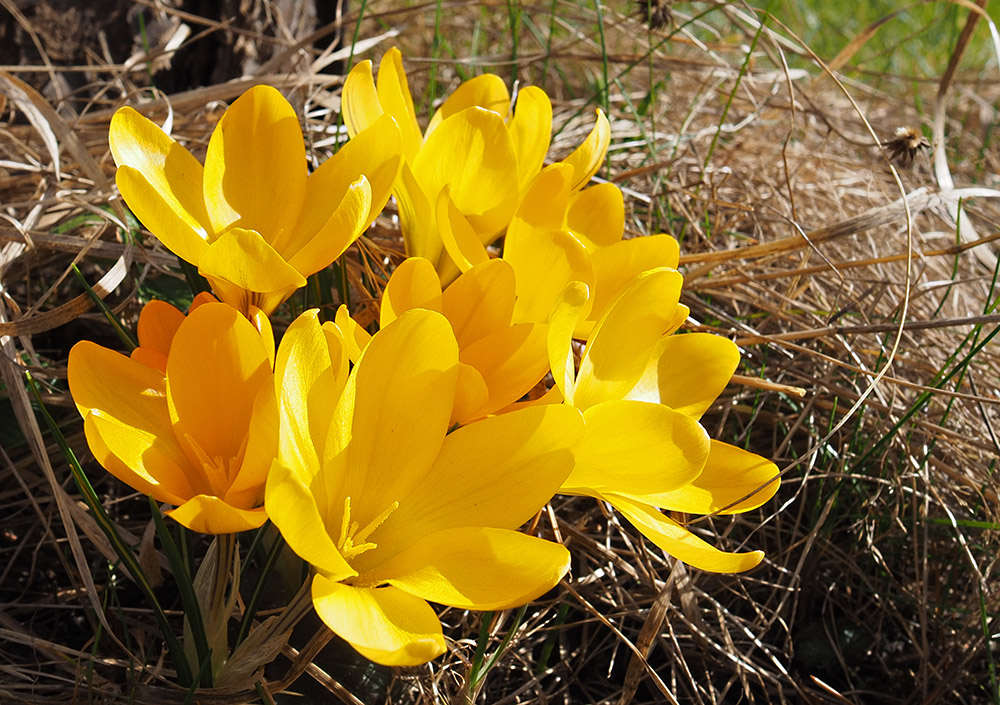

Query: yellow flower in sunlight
[333,256,549,424]
[342,47,608,281]
[265,308,583,666]
[547,269,780,572]
[69,302,277,534]
[110,85,403,316]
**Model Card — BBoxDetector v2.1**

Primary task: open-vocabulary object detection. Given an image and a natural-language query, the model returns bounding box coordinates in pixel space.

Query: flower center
[337,496,399,560]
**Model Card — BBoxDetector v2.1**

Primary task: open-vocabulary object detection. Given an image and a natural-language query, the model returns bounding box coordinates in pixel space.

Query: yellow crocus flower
[109,85,402,316]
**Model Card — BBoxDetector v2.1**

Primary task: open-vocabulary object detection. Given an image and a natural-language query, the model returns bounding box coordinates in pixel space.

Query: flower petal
[284,175,373,277]
[459,323,549,418]
[657,440,780,515]
[335,305,372,362]
[574,268,682,410]
[514,163,573,232]
[606,493,764,573]
[411,107,519,246]
[566,183,623,250]
[508,86,553,193]
[225,380,278,508]
[426,73,510,136]
[311,578,444,666]
[547,281,590,404]
[167,495,268,534]
[110,107,212,263]
[132,300,185,372]
[436,187,490,277]
[375,48,424,163]
[440,258,516,348]
[395,163,439,263]
[342,60,384,137]
[626,332,740,419]
[380,257,443,328]
[375,527,569,610]
[202,85,307,246]
[506,227,594,325]
[562,400,709,502]
[560,109,610,191]
[452,362,490,424]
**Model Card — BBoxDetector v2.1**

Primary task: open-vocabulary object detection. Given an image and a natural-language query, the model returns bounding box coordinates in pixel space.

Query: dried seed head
[635,0,674,30]
[881,126,930,168]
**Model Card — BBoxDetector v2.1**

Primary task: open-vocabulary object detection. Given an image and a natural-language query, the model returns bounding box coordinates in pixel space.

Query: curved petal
[506,227,595,326]
[441,258,516,348]
[411,107,519,245]
[436,188,490,276]
[365,404,583,562]
[427,73,510,136]
[562,400,709,502]
[626,332,740,419]
[132,300,185,372]
[514,163,573,232]
[657,440,779,515]
[284,176,372,276]
[395,163,438,263]
[342,60,384,138]
[375,48,424,164]
[225,380,278,507]
[380,257,443,328]
[69,341,195,503]
[167,495,268,534]
[265,459,356,579]
[452,362,490,424]
[459,323,550,418]
[566,183,623,250]
[202,85,307,245]
[374,527,569,610]
[508,86,552,193]
[110,107,212,262]
[574,268,682,410]
[311,578,444,666]
[560,109,610,191]
[335,305,372,362]
[605,492,764,573]
[547,281,590,404]
[165,303,273,493]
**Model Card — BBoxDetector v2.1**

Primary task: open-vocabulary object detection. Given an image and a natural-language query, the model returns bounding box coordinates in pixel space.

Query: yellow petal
[560,109,610,191]
[440,258,516,348]
[562,400,709,502]
[436,187,490,276]
[265,459,356,579]
[110,107,212,263]
[459,323,550,418]
[657,440,779,515]
[506,226,595,325]
[333,310,459,535]
[342,60,384,138]
[335,305,372,362]
[566,183,623,250]
[132,300,185,371]
[380,257,443,329]
[626,332,740,419]
[411,107,519,246]
[508,86,553,193]
[452,362,490,424]
[427,73,511,136]
[395,163,438,263]
[606,493,764,573]
[367,404,583,556]
[374,527,569,610]
[583,235,682,335]
[514,163,573,232]
[375,48,424,164]
[198,228,307,315]
[547,281,590,404]
[167,495,268,534]
[165,302,272,481]
[285,175,372,276]
[574,268,682,410]
[224,380,278,509]
[311,578,444,666]
[202,85,306,246]
[246,305,276,371]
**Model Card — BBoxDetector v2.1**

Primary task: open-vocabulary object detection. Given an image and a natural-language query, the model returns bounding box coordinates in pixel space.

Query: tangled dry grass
[1,1,998,703]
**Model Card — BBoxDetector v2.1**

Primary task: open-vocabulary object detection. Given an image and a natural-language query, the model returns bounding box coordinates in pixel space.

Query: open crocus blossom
[548,269,780,572]
[69,302,277,533]
[265,307,583,665]
[333,256,549,424]
[342,47,608,281]
[110,85,403,315]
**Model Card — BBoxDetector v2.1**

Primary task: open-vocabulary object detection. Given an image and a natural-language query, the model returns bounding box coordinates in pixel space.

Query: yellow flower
[547,269,779,572]
[110,85,402,316]
[333,256,549,424]
[265,308,583,665]
[342,47,607,281]
[68,301,277,533]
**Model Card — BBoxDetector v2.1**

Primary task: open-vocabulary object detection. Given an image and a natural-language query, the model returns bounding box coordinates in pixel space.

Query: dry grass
[1,1,999,703]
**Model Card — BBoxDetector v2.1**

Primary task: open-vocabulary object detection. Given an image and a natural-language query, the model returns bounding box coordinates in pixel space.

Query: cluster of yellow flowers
[68,48,779,667]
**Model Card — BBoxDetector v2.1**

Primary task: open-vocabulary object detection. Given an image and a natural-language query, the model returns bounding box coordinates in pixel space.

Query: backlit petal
[574,268,682,410]
[562,400,709,502]
[395,164,438,263]
[452,362,490,424]
[167,495,267,534]
[375,48,423,163]
[440,258,516,348]
[459,323,549,417]
[311,578,444,666]
[225,380,278,508]
[626,332,740,419]
[514,163,573,232]
[506,227,594,325]
[202,85,306,245]
[342,60,384,138]
[508,86,552,192]
[566,183,624,250]
[375,527,569,610]
[657,440,779,515]
[380,257,443,328]
[547,281,589,404]
[561,109,610,191]
[427,73,510,136]
[335,305,372,362]
[436,188,490,276]
[285,176,372,276]
[607,493,764,573]
[132,300,185,372]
